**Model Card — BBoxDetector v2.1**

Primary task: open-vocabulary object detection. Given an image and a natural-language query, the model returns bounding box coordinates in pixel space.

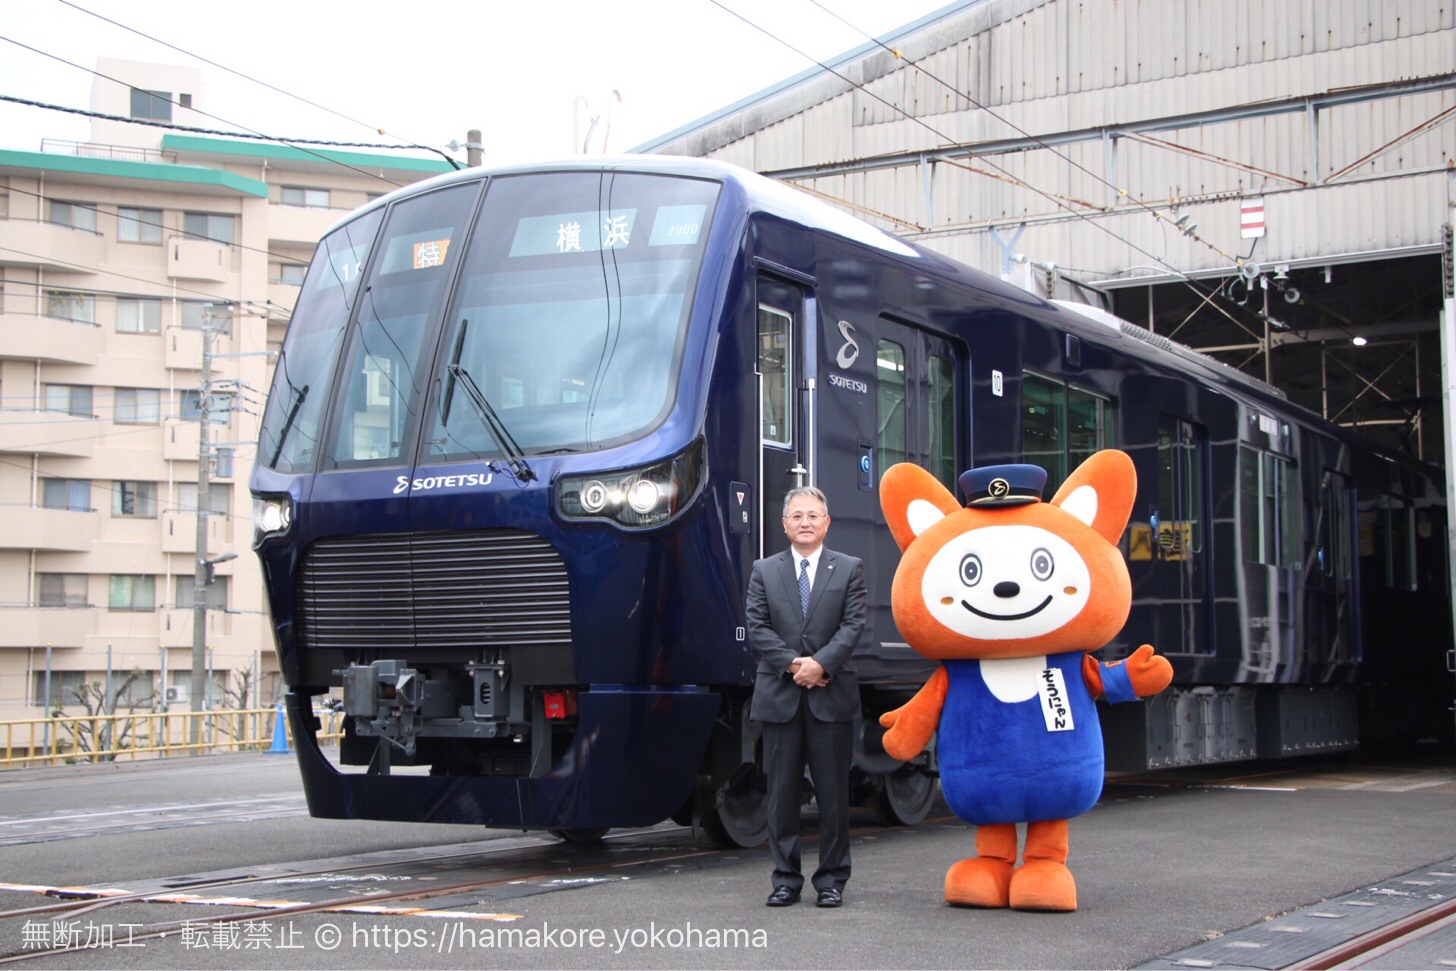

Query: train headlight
[251,494,293,547]
[556,438,706,530]
[626,478,660,515]
[579,480,609,514]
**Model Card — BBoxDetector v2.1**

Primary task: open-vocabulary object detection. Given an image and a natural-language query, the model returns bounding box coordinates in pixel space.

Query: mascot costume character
[878,450,1172,912]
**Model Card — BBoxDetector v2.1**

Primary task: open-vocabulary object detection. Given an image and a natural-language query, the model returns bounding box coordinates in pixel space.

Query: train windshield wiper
[267,383,308,468]
[445,362,536,482]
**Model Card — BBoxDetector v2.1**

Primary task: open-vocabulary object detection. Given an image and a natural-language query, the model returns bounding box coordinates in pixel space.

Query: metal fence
[0,706,345,769]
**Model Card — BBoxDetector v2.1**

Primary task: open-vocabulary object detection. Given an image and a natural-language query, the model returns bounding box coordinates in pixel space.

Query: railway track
[1290,895,1456,969]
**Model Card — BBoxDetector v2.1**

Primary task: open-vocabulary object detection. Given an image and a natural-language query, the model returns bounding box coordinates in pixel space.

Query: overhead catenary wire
[718,0,1325,341]
[52,0,452,161]
[0,93,459,159]
[0,34,448,186]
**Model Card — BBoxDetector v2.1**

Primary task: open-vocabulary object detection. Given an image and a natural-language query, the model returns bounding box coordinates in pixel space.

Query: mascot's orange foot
[944,857,1013,908]
[1008,861,1077,912]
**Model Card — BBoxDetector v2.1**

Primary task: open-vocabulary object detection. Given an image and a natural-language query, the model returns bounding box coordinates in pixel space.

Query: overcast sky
[0,0,956,165]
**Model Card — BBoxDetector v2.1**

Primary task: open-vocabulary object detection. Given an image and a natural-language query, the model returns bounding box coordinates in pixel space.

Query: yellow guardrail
[0,706,346,769]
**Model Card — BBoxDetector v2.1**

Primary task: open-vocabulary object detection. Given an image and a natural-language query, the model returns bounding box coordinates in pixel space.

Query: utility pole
[466,129,483,167]
[189,305,214,746]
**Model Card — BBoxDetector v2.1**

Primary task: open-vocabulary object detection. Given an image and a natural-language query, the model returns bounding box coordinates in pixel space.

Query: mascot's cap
[958,464,1047,507]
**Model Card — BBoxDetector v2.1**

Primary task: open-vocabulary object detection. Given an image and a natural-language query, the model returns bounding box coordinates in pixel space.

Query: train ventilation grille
[296,529,571,651]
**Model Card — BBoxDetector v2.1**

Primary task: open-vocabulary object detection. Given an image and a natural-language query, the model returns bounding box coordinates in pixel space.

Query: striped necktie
[798,558,810,616]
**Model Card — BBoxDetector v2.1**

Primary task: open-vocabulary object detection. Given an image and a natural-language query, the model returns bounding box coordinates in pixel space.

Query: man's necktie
[799,558,810,617]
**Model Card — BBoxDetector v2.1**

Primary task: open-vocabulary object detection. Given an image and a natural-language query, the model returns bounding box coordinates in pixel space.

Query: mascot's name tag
[1038,666,1074,732]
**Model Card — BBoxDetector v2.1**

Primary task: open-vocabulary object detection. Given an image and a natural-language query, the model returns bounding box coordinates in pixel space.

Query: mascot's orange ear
[880,463,962,553]
[1049,449,1136,545]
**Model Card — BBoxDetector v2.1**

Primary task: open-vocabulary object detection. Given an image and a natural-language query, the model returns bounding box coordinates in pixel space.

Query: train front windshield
[258,171,722,474]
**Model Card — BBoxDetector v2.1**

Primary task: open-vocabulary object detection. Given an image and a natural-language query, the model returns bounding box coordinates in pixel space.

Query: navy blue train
[250,156,1453,845]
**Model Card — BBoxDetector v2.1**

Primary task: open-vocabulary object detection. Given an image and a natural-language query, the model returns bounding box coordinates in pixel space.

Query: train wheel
[699,777,768,849]
[549,828,608,843]
[871,765,937,826]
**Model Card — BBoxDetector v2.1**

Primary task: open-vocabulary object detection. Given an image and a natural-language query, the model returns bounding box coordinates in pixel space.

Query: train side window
[928,353,956,491]
[1022,373,1064,484]
[1361,494,1416,590]
[1319,473,1354,579]
[877,339,907,468]
[1022,372,1111,494]
[1239,445,1298,567]
[1067,388,1106,475]
[1156,419,1204,557]
[757,304,793,446]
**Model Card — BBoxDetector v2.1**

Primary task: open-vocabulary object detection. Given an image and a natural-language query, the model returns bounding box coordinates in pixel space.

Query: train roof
[327,156,1441,483]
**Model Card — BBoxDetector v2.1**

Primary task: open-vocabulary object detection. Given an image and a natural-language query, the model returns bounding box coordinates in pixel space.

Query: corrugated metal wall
[649,0,1454,281]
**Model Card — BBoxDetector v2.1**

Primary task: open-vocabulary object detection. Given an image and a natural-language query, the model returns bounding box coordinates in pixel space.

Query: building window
[33,671,86,707]
[183,211,235,245]
[48,200,97,233]
[38,573,87,607]
[175,575,229,610]
[179,300,232,335]
[280,186,330,209]
[114,388,161,425]
[276,263,308,285]
[112,480,158,517]
[42,478,91,512]
[43,384,94,418]
[116,298,162,334]
[117,207,163,244]
[178,482,230,517]
[180,389,232,424]
[45,291,95,325]
[130,88,171,121]
[108,575,155,611]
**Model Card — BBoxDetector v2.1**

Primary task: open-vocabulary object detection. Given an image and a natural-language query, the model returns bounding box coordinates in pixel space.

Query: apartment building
[0,60,454,719]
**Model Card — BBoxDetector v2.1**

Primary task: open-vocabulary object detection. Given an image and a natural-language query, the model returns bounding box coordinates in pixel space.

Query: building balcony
[267,204,341,246]
[165,327,204,371]
[0,411,97,458]
[159,607,234,648]
[167,237,231,282]
[160,509,230,554]
[0,219,104,272]
[0,606,98,649]
[162,420,201,462]
[0,505,96,551]
[0,314,102,365]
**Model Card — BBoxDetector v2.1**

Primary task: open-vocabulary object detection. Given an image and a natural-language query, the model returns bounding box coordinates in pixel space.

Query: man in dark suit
[746,485,867,908]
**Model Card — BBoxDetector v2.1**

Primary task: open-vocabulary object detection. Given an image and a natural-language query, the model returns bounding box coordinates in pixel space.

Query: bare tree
[51,668,155,762]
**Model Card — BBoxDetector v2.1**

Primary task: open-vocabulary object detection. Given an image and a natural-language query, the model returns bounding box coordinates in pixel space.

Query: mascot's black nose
[993,581,1020,598]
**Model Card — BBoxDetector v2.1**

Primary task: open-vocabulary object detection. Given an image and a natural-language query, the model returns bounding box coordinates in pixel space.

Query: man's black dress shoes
[765,886,800,907]
[816,887,843,908]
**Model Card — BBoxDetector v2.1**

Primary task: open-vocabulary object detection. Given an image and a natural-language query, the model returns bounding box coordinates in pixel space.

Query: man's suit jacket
[746,546,867,724]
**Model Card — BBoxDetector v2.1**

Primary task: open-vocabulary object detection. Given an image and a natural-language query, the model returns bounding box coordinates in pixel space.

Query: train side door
[756,278,807,558]
[867,318,961,673]
[871,320,960,493]
[1150,416,1211,654]
[1312,470,1358,665]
